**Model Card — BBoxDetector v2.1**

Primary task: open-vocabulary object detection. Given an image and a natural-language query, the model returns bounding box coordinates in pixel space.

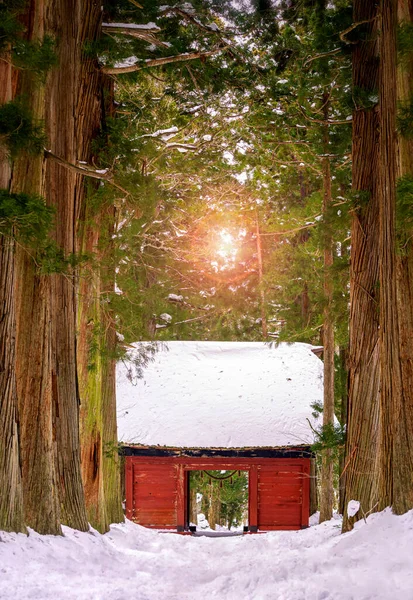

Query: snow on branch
[102,22,169,48]
[44,150,130,197]
[103,22,160,32]
[101,47,227,75]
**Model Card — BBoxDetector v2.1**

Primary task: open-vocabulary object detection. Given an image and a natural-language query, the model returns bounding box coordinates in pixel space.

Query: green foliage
[38,246,90,275]
[398,22,413,59]
[0,188,53,242]
[0,98,46,157]
[82,0,353,348]
[397,176,413,227]
[12,35,57,76]
[0,0,26,51]
[0,2,56,74]
[311,422,346,455]
[396,176,413,253]
[311,400,324,419]
[349,189,371,210]
[121,342,160,384]
[0,189,90,273]
[190,470,248,530]
[352,86,379,111]
[398,98,413,139]
[102,440,122,460]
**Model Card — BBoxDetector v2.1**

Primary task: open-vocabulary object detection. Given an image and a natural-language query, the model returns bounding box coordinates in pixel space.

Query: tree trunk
[319,97,335,523]
[208,482,221,530]
[75,7,123,528]
[338,345,348,515]
[342,0,381,532]
[190,484,198,525]
[255,213,268,338]
[377,0,402,511]
[101,304,124,526]
[12,0,61,535]
[44,0,89,531]
[391,0,413,514]
[0,54,25,529]
[75,10,109,531]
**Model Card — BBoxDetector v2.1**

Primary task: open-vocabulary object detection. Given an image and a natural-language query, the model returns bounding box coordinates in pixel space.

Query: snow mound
[1,509,413,600]
[116,341,323,447]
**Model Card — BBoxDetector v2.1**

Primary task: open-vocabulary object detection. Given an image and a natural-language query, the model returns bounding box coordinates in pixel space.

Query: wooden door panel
[258,466,303,529]
[132,463,177,528]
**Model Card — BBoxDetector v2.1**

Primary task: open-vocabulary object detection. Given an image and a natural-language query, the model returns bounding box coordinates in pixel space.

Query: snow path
[1,509,413,600]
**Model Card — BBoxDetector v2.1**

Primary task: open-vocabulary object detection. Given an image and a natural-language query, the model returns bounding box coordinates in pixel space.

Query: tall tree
[0,53,25,533]
[377,0,401,512]
[342,0,381,532]
[320,94,335,523]
[12,0,62,535]
[393,0,413,515]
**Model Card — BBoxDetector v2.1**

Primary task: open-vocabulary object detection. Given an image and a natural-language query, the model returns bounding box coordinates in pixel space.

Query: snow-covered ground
[117,341,323,447]
[1,509,413,600]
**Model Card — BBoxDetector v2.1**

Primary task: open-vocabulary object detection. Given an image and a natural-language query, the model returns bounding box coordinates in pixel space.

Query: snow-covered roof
[116,341,323,448]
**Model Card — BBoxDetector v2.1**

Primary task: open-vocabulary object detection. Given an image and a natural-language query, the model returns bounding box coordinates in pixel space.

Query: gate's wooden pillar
[301,459,310,528]
[176,464,185,531]
[249,465,258,532]
[125,458,134,520]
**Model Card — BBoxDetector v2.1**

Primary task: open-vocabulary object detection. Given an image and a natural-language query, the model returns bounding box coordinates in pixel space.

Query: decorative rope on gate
[203,470,239,481]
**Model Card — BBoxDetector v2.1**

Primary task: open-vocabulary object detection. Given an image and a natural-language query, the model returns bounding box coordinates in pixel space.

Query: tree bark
[208,482,221,530]
[44,0,89,531]
[319,97,335,523]
[342,0,381,532]
[75,4,123,530]
[377,0,402,511]
[11,0,61,535]
[101,297,124,526]
[0,55,25,530]
[392,0,413,514]
[338,345,348,515]
[0,235,25,533]
[190,484,198,525]
[255,213,268,338]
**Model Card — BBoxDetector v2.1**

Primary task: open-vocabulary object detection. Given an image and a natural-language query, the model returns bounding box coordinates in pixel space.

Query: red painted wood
[127,456,311,531]
[258,525,300,531]
[249,465,258,530]
[125,458,134,520]
[132,462,177,528]
[176,464,185,530]
[301,458,310,527]
[258,463,305,529]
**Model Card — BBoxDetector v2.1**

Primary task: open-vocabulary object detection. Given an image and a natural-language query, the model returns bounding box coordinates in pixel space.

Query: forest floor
[1,509,412,600]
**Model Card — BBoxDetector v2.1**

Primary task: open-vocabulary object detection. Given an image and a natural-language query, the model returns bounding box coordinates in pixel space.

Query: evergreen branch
[44,150,130,197]
[339,17,377,45]
[303,48,342,67]
[44,150,113,180]
[172,313,216,327]
[306,417,319,437]
[259,222,317,236]
[159,7,221,34]
[298,105,352,125]
[101,47,227,75]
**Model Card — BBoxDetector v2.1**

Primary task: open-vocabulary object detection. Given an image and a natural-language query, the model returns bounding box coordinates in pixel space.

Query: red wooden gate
[125,455,310,531]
